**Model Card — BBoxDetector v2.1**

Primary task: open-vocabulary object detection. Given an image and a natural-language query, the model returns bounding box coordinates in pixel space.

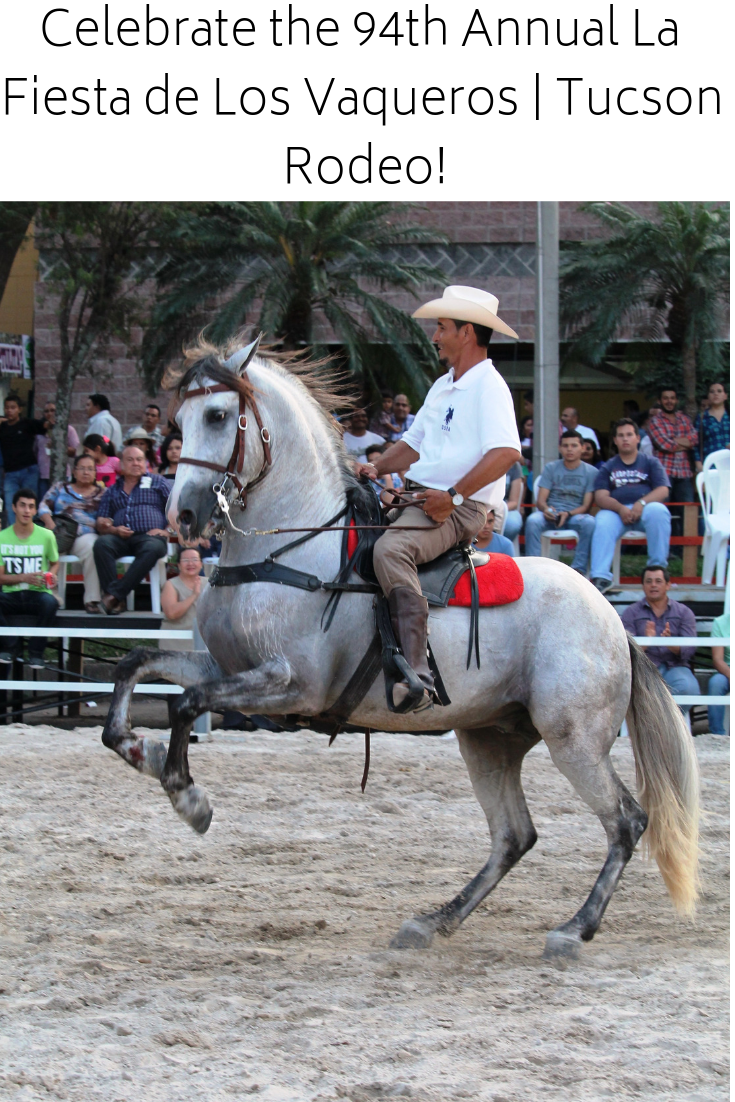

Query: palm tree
[142,201,447,396]
[561,202,729,416]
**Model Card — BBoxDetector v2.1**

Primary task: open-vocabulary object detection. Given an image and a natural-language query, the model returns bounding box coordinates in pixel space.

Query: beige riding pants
[373,495,487,598]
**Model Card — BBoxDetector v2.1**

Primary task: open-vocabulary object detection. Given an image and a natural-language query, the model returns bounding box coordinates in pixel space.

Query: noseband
[178,378,272,508]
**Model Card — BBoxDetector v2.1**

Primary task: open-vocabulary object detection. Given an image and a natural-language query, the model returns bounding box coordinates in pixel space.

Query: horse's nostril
[178,509,195,528]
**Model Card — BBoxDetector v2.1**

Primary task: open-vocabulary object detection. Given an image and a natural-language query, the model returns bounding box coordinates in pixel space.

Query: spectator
[707,610,730,736]
[694,381,729,471]
[580,437,604,468]
[34,401,79,501]
[141,404,165,455]
[364,444,399,494]
[633,411,654,457]
[503,460,525,543]
[342,409,385,463]
[161,547,202,650]
[623,399,640,417]
[387,395,416,442]
[522,390,534,418]
[525,430,596,574]
[620,566,700,718]
[0,488,59,668]
[0,395,49,521]
[85,394,123,454]
[93,445,172,615]
[368,390,401,441]
[38,454,106,613]
[646,386,698,532]
[124,426,158,473]
[83,434,120,487]
[560,407,601,449]
[473,513,514,557]
[519,415,533,450]
[158,433,183,482]
[589,418,671,595]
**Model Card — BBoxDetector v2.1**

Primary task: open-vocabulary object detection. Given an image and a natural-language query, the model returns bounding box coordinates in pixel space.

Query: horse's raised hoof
[107,735,168,779]
[390,918,434,950]
[168,785,213,834]
[543,930,582,960]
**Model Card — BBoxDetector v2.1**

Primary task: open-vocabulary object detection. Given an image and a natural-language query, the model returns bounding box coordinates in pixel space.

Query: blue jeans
[707,672,730,735]
[3,465,40,524]
[525,511,595,572]
[656,662,700,716]
[504,509,524,542]
[0,589,58,659]
[590,501,671,582]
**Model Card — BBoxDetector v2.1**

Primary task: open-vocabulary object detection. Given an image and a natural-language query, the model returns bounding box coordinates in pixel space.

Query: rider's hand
[417,489,455,523]
[356,462,379,481]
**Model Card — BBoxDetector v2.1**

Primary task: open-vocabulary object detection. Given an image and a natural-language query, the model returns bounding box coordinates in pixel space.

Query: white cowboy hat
[413,285,519,340]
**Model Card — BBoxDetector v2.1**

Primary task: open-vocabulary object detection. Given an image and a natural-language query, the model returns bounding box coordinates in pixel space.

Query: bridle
[177,336,272,509]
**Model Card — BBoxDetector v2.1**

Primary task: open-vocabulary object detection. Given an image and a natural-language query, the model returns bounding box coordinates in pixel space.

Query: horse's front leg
[102,647,220,778]
[161,657,300,834]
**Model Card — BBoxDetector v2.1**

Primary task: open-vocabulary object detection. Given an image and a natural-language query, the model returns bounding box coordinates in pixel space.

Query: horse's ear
[223,333,263,376]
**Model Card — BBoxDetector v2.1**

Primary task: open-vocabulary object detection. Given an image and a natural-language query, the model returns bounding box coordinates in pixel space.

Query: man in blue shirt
[525,430,597,573]
[620,566,700,717]
[93,446,171,615]
[590,418,671,594]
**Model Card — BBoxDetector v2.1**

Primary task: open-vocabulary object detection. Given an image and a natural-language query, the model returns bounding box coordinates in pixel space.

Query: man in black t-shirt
[0,396,49,524]
[589,418,671,594]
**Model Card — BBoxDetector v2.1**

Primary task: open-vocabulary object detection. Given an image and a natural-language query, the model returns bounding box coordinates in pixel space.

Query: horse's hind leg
[391,714,540,950]
[542,729,648,960]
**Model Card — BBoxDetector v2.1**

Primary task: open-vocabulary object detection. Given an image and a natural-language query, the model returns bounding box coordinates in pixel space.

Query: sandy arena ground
[0,724,728,1101]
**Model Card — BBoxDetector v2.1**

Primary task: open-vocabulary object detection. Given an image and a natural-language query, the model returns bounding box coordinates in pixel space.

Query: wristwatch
[637,498,647,507]
[447,486,464,507]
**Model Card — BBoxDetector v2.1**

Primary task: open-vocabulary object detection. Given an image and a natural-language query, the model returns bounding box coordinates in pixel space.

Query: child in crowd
[82,434,120,486]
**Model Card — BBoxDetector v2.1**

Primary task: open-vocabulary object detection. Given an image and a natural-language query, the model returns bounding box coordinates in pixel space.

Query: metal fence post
[192,621,211,736]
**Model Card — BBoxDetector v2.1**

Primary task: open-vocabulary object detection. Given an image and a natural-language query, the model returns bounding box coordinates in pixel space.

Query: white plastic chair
[696,467,730,586]
[56,549,170,613]
[703,448,730,474]
[532,476,581,563]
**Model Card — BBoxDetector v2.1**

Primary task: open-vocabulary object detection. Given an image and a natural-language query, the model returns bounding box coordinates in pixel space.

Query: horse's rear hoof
[390,919,434,950]
[543,930,582,960]
[169,785,213,834]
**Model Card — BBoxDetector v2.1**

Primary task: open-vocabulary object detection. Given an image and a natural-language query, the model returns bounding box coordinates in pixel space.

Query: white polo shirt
[402,359,521,510]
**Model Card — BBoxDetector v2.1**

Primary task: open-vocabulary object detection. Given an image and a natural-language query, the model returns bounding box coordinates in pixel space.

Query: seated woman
[580,438,605,469]
[158,432,183,482]
[38,453,106,613]
[124,426,158,473]
[83,434,120,487]
[161,547,203,649]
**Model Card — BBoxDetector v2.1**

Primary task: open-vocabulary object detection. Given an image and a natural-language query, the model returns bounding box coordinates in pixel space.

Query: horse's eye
[207,409,227,424]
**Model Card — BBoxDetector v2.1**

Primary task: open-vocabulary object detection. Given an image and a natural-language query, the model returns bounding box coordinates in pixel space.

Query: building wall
[30,201,687,436]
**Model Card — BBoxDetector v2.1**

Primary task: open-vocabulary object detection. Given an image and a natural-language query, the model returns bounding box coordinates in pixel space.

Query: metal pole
[192,621,211,736]
[533,201,560,485]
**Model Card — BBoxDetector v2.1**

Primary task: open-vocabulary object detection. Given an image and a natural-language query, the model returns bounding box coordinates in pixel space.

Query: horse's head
[167,336,272,540]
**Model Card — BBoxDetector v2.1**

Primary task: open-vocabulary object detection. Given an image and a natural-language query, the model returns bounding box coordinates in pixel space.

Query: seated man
[501,460,525,544]
[358,285,521,711]
[708,610,730,736]
[525,430,596,574]
[93,445,172,615]
[621,566,699,718]
[0,488,59,668]
[590,417,671,594]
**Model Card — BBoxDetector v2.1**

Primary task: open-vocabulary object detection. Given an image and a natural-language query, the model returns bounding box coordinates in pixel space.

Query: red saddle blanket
[447,553,524,608]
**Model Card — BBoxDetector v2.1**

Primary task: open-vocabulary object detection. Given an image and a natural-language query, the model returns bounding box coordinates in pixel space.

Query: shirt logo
[442,406,454,432]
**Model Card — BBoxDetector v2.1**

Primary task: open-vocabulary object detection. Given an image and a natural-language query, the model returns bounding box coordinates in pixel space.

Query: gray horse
[102,339,699,958]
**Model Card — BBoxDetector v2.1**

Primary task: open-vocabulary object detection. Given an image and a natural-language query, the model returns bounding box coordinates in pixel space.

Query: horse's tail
[626,635,699,915]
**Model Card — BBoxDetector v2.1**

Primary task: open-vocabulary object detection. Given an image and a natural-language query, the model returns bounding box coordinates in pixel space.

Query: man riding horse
[356,286,522,712]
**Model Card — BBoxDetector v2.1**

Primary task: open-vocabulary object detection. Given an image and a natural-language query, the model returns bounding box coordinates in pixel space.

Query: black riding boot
[388,587,435,713]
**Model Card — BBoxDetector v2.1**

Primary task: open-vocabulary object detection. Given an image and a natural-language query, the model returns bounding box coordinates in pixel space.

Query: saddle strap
[466,549,481,670]
[319,631,383,730]
[209,561,321,591]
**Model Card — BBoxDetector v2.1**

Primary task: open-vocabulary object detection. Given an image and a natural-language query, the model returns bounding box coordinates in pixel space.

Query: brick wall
[29,200,681,430]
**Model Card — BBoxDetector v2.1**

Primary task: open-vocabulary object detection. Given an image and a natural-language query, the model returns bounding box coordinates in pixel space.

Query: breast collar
[177,375,272,507]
